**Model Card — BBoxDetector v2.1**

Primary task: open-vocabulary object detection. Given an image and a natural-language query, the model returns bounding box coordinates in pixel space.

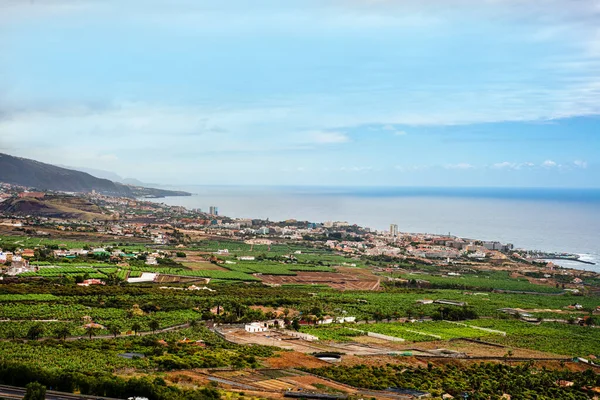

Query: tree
[55,325,71,340]
[6,327,18,340]
[27,324,44,340]
[149,319,160,334]
[108,323,121,338]
[132,322,142,336]
[292,319,301,331]
[24,382,46,400]
[85,326,99,339]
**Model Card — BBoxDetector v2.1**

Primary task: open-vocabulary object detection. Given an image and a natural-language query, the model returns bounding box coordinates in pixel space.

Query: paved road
[0,384,123,400]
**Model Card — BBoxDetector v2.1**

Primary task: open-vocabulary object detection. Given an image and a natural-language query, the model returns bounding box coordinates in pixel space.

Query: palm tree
[85,326,99,339]
[148,319,160,334]
[131,322,142,336]
[107,324,121,338]
[55,326,71,341]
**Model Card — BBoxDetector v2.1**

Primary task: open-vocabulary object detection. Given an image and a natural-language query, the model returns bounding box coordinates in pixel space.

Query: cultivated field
[260,271,380,290]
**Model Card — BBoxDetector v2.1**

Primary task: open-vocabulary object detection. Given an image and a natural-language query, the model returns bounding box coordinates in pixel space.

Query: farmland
[395,271,564,293]
[302,321,504,343]
[465,319,600,356]
[1,232,599,399]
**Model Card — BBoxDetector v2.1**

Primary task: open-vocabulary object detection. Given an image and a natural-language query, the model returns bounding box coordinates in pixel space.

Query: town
[0,183,599,400]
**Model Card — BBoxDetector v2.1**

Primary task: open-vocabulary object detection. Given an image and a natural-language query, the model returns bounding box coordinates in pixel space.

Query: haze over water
[152,186,600,273]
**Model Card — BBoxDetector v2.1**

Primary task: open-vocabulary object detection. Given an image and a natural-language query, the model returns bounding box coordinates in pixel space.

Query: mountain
[0,153,191,198]
[56,165,124,182]
[57,165,153,187]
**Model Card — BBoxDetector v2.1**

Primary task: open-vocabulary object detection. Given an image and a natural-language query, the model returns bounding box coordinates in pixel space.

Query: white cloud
[382,125,408,136]
[573,160,588,169]
[542,160,558,168]
[394,165,432,172]
[308,131,350,144]
[492,161,535,170]
[340,166,373,172]
[445,163,475,170]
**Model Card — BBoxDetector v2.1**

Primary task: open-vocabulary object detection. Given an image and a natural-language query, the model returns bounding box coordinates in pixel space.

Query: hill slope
[0,195,110,221]
[0,153,190,198]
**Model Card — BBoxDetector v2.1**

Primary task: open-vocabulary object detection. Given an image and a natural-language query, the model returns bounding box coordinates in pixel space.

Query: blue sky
[0,0,599,187]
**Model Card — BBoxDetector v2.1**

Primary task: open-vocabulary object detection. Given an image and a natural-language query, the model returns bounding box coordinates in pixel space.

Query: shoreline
[148,191,600,274]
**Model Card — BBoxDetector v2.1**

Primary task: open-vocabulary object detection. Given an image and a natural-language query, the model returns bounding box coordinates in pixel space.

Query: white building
[145,256,158,265]
[245,322,268,333]
[317,316,334,325]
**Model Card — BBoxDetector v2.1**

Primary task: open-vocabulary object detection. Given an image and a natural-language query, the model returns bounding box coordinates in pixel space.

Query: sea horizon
[150,185,600,273]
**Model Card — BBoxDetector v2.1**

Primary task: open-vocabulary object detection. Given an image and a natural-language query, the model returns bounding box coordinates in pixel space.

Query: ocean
[149,186,600,273]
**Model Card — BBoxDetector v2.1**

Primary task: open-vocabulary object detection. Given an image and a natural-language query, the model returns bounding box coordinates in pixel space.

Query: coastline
[149,186,600,273]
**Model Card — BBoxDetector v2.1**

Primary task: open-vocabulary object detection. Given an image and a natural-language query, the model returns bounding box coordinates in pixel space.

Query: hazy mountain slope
[0,153,190,198]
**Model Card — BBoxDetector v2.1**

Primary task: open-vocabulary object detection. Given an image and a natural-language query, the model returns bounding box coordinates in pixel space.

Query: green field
[465,319,600,356]
[303,321,503,342]
[394,271,564,293]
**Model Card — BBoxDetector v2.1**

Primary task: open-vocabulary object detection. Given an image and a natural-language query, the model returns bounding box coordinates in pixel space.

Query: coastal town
[0,182,596,287]
[1,182,600,400]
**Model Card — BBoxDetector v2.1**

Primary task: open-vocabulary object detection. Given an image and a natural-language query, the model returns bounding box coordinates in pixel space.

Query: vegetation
[308,363,600,399]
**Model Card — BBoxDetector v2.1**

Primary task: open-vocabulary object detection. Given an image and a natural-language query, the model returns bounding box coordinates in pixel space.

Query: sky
[0,0,599,187]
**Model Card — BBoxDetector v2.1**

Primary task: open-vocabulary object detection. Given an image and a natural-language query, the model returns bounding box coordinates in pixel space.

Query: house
[317,316,334,325]
[335,316,356,323]
[245,322,268,333]
[238,256,255,261]
[145,256,158,265]
[21,249,35,258]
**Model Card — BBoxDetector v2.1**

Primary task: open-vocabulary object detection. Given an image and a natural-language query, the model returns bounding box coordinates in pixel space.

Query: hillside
[0,195,110,221]
[0,153,190,198]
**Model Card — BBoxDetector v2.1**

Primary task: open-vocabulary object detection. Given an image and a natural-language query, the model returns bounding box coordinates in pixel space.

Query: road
[0,323,191,343]
[0,384,123,400]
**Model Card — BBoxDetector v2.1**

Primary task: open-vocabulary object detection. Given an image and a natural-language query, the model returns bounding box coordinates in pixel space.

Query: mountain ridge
[0,153,191,198]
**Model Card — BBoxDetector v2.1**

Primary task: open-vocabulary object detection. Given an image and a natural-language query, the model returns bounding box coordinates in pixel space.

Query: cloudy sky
[1,0,599,187]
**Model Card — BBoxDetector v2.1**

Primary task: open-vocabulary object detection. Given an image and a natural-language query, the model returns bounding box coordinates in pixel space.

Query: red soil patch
[264,351,330,369]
